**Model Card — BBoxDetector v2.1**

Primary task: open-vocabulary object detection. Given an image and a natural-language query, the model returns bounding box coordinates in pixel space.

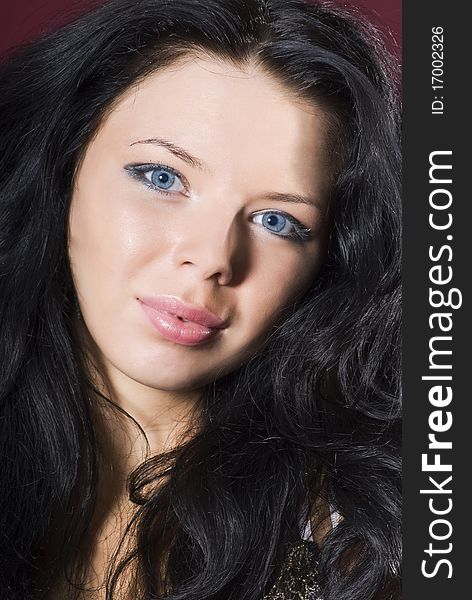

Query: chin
[114,360,217,393]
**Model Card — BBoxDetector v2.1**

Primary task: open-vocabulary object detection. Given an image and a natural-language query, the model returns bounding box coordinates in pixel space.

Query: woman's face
[68,55,330,394]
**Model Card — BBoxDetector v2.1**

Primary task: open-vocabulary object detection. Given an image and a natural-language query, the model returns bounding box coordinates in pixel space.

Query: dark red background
[0,0,401,59]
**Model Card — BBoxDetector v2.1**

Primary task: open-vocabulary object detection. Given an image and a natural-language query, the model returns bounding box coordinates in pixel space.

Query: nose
[171,208,241,286]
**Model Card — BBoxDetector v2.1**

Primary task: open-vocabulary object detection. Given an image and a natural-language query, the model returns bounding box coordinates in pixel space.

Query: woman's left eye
[252,211,314,242]
[125,163,187,195]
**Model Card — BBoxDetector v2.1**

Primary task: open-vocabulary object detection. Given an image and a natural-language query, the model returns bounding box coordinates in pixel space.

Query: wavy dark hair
[0,1,401,599]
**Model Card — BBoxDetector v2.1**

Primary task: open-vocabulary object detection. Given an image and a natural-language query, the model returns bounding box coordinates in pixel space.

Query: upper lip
[138,295,228,329]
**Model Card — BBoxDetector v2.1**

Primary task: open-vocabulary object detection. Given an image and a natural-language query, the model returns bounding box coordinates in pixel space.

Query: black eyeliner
[283,213,315,242]
[124,162,188,193]
[125,165,315,243]
[253,209,315,243]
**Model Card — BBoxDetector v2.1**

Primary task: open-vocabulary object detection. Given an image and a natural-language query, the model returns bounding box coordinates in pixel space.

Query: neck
[70,319,204,508]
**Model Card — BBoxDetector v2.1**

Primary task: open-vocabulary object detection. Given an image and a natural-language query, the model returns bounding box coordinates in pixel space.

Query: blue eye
[150,168,176,190]
[125,163,187,195]
[261,213,288,233]
[253,210,313,242]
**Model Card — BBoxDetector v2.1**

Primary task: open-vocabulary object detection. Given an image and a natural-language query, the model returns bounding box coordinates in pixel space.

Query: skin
[68,53,330,451]
[66,54,332,593]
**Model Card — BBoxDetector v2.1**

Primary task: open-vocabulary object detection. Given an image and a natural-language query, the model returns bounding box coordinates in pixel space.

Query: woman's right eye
[125,163,187,195]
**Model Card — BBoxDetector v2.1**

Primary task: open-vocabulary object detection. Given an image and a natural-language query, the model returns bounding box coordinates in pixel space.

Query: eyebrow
[260,191,321,210]
[129,137,322,210]
[129,137,207,171]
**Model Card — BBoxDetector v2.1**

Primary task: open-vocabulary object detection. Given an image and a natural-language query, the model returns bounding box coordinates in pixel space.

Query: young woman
[0,1,401,598]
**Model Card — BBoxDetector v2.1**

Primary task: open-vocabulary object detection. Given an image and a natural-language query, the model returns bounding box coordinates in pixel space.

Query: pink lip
[138,295,227,346]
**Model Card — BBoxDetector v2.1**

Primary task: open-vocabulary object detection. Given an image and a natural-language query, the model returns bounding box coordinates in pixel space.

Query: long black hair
[0,1,401,598]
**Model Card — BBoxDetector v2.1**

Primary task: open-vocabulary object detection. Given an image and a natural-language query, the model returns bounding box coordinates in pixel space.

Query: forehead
[90,55,330,193]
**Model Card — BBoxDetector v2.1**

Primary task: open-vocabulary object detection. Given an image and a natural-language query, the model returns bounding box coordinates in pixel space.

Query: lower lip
[139,302,220,346]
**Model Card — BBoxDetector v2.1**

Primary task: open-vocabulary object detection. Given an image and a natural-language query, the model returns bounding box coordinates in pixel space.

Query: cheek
[68,186,170,301]
[240,248,320,337]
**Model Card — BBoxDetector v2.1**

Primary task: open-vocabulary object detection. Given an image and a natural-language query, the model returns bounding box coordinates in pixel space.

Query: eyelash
[124,162,315,243]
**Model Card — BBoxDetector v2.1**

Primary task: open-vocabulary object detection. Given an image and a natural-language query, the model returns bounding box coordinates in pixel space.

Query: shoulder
[300,498,342,549]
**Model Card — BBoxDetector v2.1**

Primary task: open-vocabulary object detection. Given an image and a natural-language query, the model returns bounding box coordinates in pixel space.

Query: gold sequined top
[262,539,323,600]
[46,539,322,600]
